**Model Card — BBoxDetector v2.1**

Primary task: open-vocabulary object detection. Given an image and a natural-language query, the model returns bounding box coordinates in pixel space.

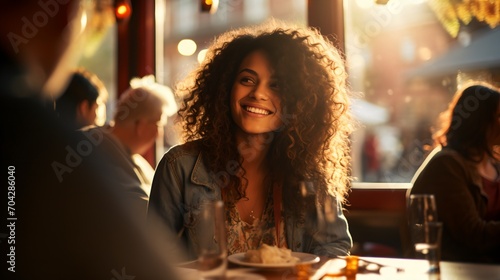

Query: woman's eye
[269,82,279,91]
[240,77,255,85]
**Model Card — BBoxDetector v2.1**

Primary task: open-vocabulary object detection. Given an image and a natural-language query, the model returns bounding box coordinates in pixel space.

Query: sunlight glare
[80,11,88,34]
[355,0,374,9]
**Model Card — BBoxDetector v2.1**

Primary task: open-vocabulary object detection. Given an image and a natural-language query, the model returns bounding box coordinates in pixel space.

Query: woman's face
[230,51,283,136]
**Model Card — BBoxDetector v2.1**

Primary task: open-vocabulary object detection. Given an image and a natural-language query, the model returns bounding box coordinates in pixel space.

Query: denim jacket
[148,141,352,260]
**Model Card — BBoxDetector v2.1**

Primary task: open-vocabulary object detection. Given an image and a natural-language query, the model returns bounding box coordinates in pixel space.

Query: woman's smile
[241,104,273,116]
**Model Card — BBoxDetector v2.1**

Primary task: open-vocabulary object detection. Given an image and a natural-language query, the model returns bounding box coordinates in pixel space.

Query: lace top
[226,191,287,255]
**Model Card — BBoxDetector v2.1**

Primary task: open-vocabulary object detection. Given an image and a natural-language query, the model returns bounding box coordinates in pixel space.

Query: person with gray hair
[112,75,177,158]
[85,75,178,217]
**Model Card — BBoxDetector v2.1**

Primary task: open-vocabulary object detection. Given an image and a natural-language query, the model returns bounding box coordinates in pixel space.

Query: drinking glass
[408,194,442,273]
[197,200,227,280]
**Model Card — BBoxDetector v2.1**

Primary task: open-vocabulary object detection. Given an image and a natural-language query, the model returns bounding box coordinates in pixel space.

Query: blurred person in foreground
[148,20,355,261]
[410,82,500,263]
[0,1,180,279]
[55,67,108,129]
[84,75,177,217]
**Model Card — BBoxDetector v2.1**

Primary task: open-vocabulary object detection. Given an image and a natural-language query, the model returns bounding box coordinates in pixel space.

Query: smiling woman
[148,19,356,262]
[230,51,283,135]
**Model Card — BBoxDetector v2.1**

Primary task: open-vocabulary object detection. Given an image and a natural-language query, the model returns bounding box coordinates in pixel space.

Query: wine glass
[408,194,442,273]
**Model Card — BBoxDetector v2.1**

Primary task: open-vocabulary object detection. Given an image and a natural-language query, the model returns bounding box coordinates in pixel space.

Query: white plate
[228,252,320,269]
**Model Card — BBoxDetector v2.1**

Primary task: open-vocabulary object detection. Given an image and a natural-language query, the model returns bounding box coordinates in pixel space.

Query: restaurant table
[308,256,500,280]
[177,256,500,279]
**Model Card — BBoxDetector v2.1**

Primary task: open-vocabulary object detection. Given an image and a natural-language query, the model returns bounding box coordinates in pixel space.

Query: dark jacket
[410,147,500,263]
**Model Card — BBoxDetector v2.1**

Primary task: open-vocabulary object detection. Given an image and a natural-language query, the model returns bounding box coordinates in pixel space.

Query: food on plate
[244,244,300,264]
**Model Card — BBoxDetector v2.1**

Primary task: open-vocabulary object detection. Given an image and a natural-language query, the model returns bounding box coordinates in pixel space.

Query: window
[344,0,500,183]
[78,25,117,124]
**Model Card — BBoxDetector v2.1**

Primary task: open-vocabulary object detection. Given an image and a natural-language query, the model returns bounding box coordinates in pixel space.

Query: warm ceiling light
[200,0,219,14]
[115,0,132,21]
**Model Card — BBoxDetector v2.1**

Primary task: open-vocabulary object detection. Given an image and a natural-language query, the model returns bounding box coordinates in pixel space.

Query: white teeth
[245,106,270,115]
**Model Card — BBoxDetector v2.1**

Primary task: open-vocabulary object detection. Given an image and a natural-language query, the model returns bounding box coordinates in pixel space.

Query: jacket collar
[191,151,218,191]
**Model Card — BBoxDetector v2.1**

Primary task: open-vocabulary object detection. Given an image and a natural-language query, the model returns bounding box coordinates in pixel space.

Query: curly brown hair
[176,20,354,207]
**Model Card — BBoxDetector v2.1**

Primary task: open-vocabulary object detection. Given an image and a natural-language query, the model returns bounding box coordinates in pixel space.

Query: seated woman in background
[410,82,500,263]
[148,20,355,260]
[55,68,108,129]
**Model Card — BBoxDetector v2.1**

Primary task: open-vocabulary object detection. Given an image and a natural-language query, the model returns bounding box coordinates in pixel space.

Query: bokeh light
[177,39,197,56]
[197,49,208,64]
